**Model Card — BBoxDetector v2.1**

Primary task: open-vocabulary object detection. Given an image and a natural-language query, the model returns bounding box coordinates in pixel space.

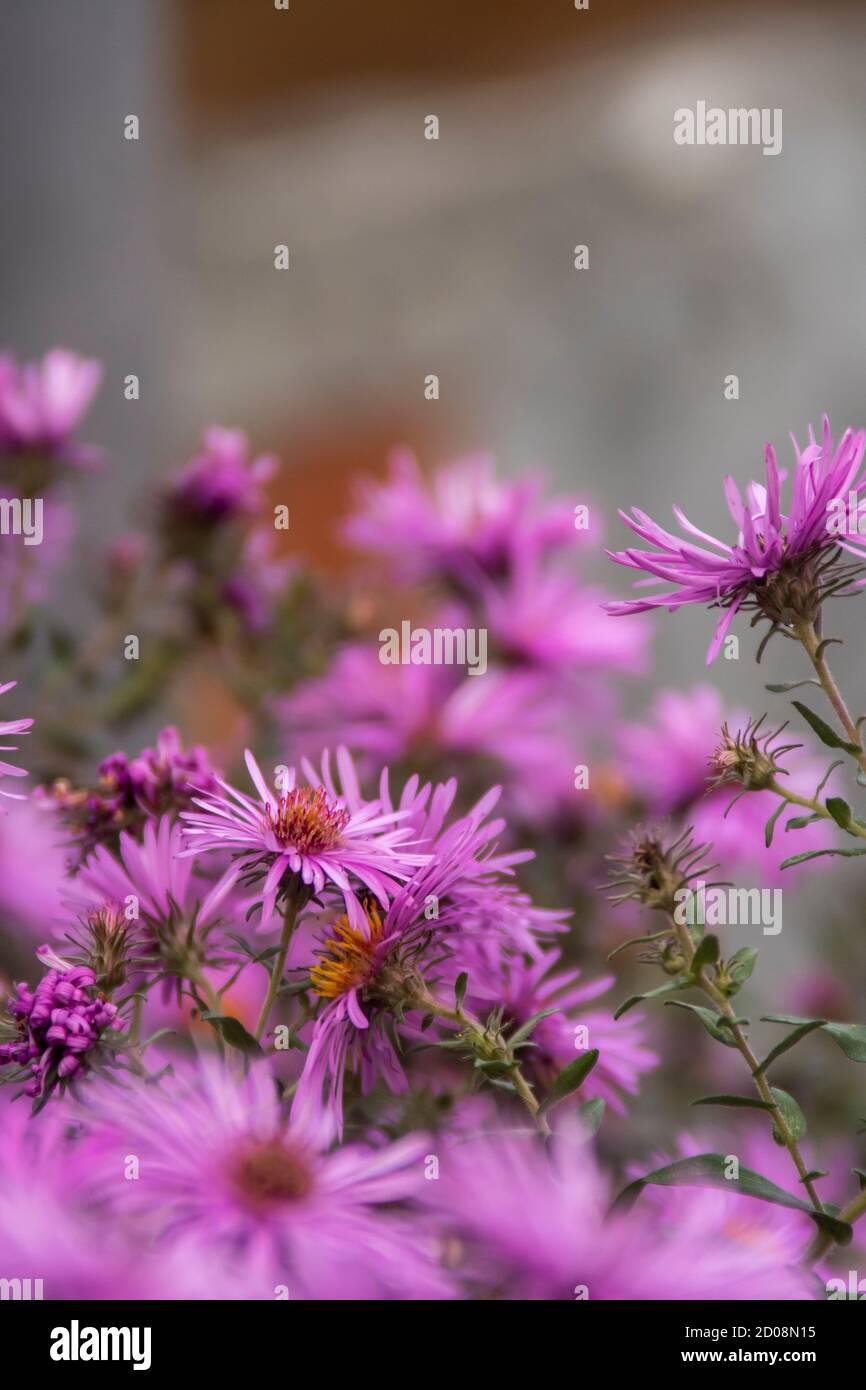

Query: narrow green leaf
[200,1012,264,1056]
[454,972,469,1010]
[754,1020,825,1076]
[507,1005,560,1049]
[539,1049,599,1116]
[612,1153,816,1216]
[690,1094,773,1110]
[769,1087,807,1143]
[762,1014,866,1063]
[764,679,820,693]
[665,999,739,1047]
[764,801,786,848]
[825,797,853,830]
[614,980,685,1020]
[785,814,824,831]
[791,701,860,754]
[780,847,866,868]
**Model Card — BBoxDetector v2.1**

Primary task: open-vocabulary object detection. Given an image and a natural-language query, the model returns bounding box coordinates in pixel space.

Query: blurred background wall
[2,0,866,713]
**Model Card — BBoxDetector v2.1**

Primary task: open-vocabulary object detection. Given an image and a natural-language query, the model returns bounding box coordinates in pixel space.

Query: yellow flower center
[310,903,386,1000]
[264,786,350,853]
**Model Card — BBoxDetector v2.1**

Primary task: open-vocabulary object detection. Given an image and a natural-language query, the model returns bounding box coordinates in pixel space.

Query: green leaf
[814,760,844,799]
[690,1094,774,1110]
[507,1006,560,1049]
[727,947,758,989]
[825,797,853,830]
[200,1012,264,1056]
[610,1154,853,1246]
[578,1097,605,1136]
[780,847,866,869]
[764,802,786,848]
[791,701,860,754]
[613,980,685,1020]
[764,679,820,693]
[665,1000,740,1047]
[454,972,468,1010]
[691,934,720,977]
[539,1049,599,1116]
[763,1014,866,1063]
[785,814,824,830]
[769,1087,807,1143]
[754,1020,825,1076]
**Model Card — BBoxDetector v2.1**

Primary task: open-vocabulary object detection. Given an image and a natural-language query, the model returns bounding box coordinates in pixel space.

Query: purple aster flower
[0,1092,242,1299]
[443,939,657,1114]
[78,1056,451,1300]
[68,815,233,932]
[428,1123,811,1300]
[164,426,277,528]
[63,815,243,997]
[180,747,428,931]
[0,347,102,465]
[0,948,120,1104]
[39,725,218,864]
[291,779,563,1140]
[481,557,648,675]
[606,417,866,661]
[0,680,32,802]
[343,449,580,589]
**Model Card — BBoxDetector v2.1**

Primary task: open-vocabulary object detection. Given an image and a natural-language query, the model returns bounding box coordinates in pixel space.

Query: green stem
[803,1184,866,1266]
[253,891,302,1041]
[414,989,551,1137]
[797,619,866,779]
[667,915,823,1212]
[766,777,866,841]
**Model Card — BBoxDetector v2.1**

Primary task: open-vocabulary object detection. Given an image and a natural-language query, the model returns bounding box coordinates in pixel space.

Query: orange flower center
[264,786,350,853]
[310,903,386,1000]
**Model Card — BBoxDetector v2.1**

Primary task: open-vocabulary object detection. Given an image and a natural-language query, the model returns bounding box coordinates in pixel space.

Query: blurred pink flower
[0,348,102,464]
[343,449,582,589]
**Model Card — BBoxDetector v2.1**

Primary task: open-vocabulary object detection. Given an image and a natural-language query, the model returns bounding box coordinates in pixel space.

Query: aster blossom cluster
[4,354,866,1307]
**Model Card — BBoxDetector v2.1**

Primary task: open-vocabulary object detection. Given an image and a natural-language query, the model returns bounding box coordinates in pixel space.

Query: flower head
[78,1057,449,1299]
[0,348,102,466]
[180,747,427,930]
[427,1123,811,1300]
[343,449,578,589]
[606,418,866,661]
[162,426,276,533]
[0,949,120,1104]
[292,779,560,1140]
[40,726,218,864]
